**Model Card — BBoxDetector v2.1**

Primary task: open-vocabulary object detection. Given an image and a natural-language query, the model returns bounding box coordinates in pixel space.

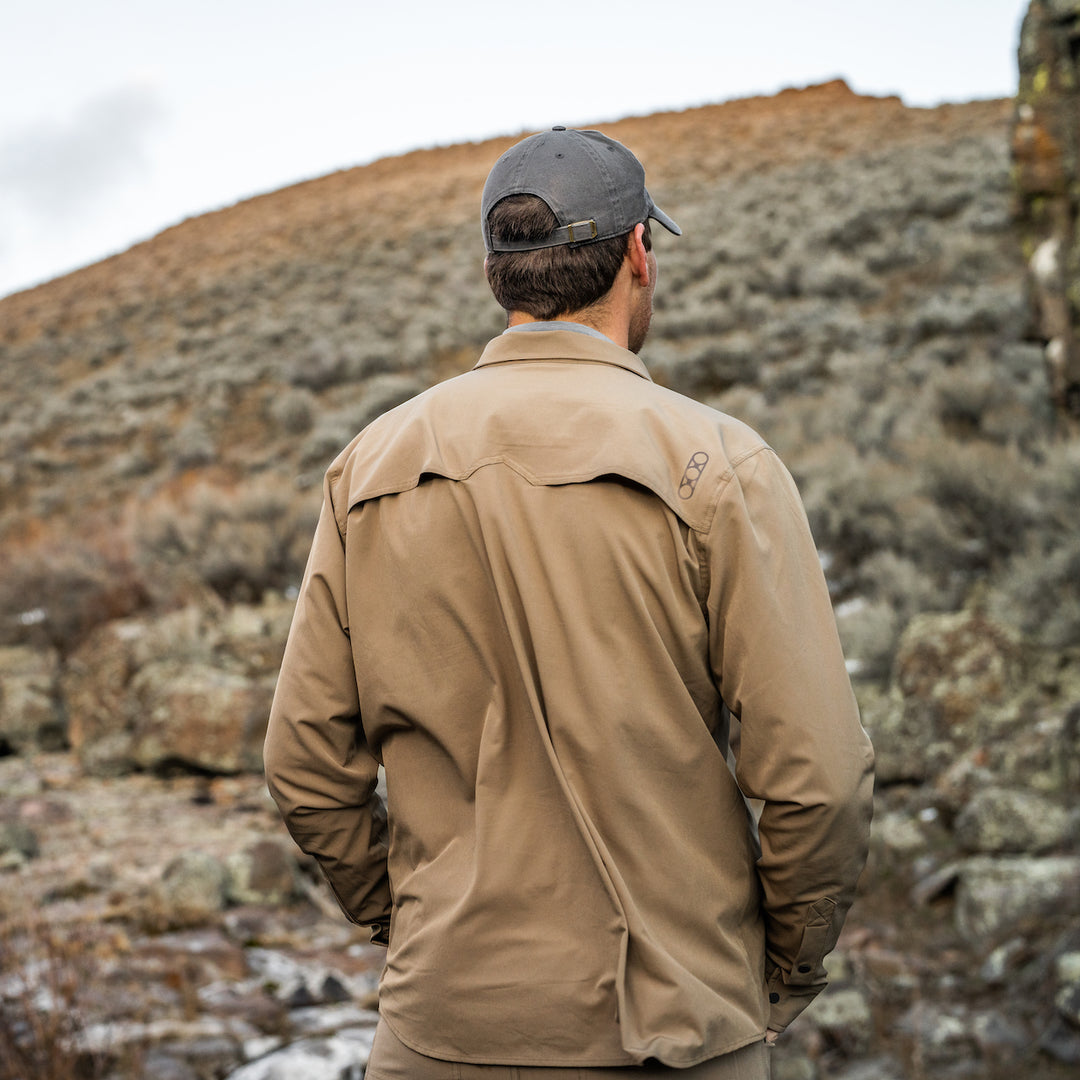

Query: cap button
[552,125,566,131]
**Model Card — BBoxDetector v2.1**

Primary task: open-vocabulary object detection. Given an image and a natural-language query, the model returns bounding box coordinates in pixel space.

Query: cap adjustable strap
[488,219,600,252]
[566,220,598,243]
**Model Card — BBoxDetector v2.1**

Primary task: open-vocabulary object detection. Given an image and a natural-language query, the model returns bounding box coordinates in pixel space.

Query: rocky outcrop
[0,755,384,1079]
[56,597,293,776]
[838,606,1080,1076]
[3,595,1074,1078]
[0,595,294,779]
[865,607,1080,800]
[1014,0,1080,422]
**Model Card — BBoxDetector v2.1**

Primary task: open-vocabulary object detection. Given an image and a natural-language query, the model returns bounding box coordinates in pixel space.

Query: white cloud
[0,83,168,222]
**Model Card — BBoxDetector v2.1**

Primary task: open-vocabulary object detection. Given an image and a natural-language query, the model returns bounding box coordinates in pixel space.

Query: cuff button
[769,993,780,1004]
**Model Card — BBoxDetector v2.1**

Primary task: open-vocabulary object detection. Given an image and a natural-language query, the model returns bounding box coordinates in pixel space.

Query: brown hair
[484,195,651,320]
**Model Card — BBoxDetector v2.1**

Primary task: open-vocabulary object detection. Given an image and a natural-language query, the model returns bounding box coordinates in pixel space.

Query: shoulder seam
[694,442,775,536]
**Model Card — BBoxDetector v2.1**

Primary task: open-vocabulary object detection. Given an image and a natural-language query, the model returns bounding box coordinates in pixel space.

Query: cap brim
[646,194,681,236]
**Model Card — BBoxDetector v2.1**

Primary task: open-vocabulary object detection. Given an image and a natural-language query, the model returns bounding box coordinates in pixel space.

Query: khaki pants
[365,1019,771,1079]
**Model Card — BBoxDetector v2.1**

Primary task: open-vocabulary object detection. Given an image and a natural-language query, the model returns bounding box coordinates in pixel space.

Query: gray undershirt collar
[503,320,611,343]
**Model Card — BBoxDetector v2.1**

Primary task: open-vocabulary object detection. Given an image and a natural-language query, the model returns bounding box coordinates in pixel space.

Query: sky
[0,0,1029,301]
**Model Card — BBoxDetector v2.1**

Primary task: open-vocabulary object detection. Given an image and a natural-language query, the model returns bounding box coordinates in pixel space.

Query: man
[264,126,874,1079]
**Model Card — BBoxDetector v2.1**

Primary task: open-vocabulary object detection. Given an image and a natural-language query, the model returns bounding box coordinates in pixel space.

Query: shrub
[285,341,348,391]
[987,442,1080,647]
[912,439,1043,570]
[920,354,1050,449]
[796,439,920,573]
[854,548,953,622]
[298,374,427,469]
[992,542,1080,649]
[171,415,217,469]
[835,597,902,682]
[0,918,119,1079]
[266,386,316,436]
[929,359,1016,438]
[0,520,147,656]
[129,472,320,606]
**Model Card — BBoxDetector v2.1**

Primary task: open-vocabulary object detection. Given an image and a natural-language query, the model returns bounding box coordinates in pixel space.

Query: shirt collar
[503,320,612,344]
[474,328,654,382]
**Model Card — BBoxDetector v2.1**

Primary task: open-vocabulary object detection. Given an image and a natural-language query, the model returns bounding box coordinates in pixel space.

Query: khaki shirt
[264,329,874,1068]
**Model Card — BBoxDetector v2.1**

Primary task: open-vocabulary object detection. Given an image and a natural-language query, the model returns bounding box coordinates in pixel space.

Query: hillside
[2,84,1057,662]
[1,82,1079,1079]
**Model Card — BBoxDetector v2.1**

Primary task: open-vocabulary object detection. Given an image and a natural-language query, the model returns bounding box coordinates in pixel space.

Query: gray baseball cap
[481,126,681,253]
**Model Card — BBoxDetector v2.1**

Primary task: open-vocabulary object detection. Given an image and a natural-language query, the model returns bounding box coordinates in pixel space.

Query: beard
[627,295,653,355]
[627,251,657,355]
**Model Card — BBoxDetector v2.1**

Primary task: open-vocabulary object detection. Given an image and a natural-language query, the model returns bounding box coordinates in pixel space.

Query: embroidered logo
[679,452,709,499]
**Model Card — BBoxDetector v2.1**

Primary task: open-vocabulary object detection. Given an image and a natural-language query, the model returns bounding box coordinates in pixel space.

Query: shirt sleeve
[703,445,874,1030]
[263,473,392,945]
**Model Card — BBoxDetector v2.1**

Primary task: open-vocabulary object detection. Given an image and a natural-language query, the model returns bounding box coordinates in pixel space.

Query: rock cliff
[1014,0,1080,423]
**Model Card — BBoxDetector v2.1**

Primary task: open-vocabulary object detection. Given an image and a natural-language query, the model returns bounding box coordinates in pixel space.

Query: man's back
[267,328,872,1067]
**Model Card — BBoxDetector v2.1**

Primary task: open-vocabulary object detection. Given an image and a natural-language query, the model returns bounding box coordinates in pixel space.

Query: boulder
[1041,1015,1080,1065]
[61,617,145,775]
[60,600,289,776]
[218,596,295,675]
[129,661,274,775]
[77,1017,247,1077]
[801,987,874,1055]
[0,644,64,753]
[0,821,39,868]
[1057,981,1080,1029]
[955,855,1080,941]
[225,840,303,906]
[222,1025,376,1080]
[893,609,1023,728]
[896,1003,974,1062]
[156,851,229,928]
[878,609,1029,787]
[856,687,933,784]
[970,1009,1032,1054]
[243,947,380,1010]
[870,810,931,858]
[1057,952,1080,983]
[954,786,1072,853]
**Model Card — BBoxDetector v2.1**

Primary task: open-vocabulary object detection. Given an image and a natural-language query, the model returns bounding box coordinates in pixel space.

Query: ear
[627,224,651,288]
